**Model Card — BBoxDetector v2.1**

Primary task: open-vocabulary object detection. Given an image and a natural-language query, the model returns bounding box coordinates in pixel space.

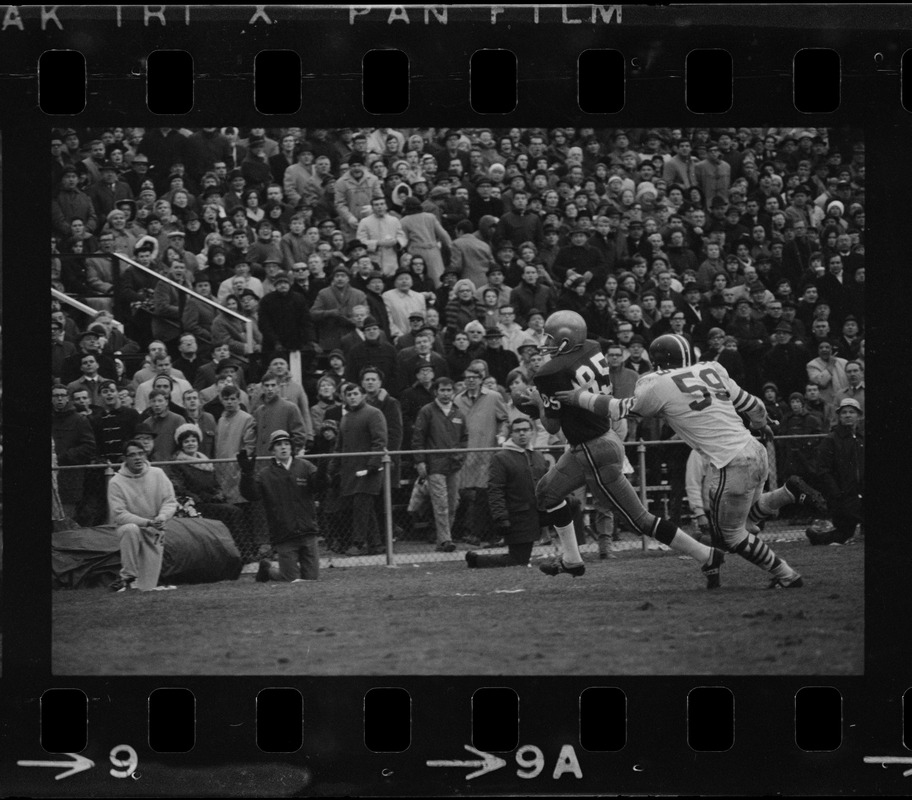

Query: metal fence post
[382,451,394,566]
[637,442,648,552]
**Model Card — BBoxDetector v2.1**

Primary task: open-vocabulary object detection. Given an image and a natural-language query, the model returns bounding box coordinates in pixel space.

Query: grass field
[52,540,863,676]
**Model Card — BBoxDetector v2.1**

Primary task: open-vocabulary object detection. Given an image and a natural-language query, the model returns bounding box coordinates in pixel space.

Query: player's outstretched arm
[554,387,633,421]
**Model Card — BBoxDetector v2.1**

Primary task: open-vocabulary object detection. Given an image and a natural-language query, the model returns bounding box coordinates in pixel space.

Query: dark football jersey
[533,339,613,445]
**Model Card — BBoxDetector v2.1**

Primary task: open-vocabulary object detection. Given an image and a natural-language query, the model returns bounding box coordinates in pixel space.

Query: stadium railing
[53,434,828,569]
[52,250,255,358]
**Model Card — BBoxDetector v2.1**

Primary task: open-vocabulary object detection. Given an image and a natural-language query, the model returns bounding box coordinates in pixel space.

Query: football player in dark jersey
[522,310,723,583]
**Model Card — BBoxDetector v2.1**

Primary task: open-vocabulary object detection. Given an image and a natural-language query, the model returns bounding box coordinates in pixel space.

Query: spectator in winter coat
[481,327,520,388]
[329,383,388,555]
[509,264,555,326]
[53,166,98,238]
[465,417,550,568]
[400,362,437,452]
[806,339,849,406]
[257,272,316,358]
[778,393,824,483]
[346,317,402,394]
[181,274,219,357]
[411,377,468,552]
[52,384,98,517]
[494,189,543,250]
[252,372,307,458]
[333,155,383,240]
[833,360,864,415]
[760,321,813,398]
[815,398,864,544]
[760,382,789,430]
[356,196,408,278]
[726,298,768,394]
[214,384,256,505]
[454,364,510,548]
[382,269,428,341]
[309,265,366,351]
[448,219,496,289]
[238,429,322,582]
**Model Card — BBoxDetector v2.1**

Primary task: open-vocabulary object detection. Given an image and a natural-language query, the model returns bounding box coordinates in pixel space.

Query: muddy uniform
[613,362,769,546]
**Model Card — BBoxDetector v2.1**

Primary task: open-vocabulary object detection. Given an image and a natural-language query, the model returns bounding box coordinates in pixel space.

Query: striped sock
[732,532,782,572]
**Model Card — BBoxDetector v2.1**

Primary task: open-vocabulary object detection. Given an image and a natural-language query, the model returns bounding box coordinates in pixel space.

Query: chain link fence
[53,434,828,570]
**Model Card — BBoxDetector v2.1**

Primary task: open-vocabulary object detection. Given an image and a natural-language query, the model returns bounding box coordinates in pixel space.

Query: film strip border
[0,4,905,121]
[13,679,912,794]
[36,48,873,117]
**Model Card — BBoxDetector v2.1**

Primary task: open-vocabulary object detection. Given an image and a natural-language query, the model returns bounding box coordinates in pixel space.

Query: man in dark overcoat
[465,416,549,568]
[330,382,388,555]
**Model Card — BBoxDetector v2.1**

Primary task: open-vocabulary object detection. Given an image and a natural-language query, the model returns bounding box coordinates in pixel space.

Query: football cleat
[701,548,725,590]
[109,578,135,593]
[785,476,828,512]
[767,574,804,589]
[538,558,586,577]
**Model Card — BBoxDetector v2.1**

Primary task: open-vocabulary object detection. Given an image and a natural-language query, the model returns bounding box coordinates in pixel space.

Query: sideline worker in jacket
[238,429,322,582]
[815,397,864,545]
[465,416,549,568]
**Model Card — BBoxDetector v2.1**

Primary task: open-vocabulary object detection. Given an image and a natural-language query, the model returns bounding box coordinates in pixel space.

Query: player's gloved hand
[757,424,775,443]
[518,386,544,411]
[236,450,255,474]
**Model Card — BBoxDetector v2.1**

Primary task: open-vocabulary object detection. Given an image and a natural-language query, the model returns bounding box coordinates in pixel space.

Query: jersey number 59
[671,367,729,411]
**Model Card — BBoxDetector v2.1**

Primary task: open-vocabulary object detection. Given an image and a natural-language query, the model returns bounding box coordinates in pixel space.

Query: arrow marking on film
[427,744,507,780]
[17,753,95,780]
[864,756,912,777]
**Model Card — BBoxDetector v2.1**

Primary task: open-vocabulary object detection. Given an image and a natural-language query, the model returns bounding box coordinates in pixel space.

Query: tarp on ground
[53,517,243,589]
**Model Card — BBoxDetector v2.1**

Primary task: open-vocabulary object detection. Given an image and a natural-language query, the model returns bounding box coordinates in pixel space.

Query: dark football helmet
[648,333,694,369]
[540,310,587,356]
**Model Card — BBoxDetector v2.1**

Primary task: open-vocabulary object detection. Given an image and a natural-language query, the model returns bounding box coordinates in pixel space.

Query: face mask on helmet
[539,311,587,356]
[649,333,694,369]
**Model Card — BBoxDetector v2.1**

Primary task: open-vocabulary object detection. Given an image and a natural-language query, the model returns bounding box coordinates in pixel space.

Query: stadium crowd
[51,125,866,557]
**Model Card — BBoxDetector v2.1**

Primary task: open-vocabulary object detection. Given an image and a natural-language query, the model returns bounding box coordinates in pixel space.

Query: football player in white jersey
[556,333,827,589]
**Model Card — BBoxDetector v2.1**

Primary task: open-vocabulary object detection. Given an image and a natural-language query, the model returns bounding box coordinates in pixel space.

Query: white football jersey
[628,361,766,469]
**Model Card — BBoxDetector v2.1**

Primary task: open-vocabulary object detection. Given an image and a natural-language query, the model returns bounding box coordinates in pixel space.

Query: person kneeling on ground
[238,429,322,582]
[107,439,178,592]
[466,416,549,568]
